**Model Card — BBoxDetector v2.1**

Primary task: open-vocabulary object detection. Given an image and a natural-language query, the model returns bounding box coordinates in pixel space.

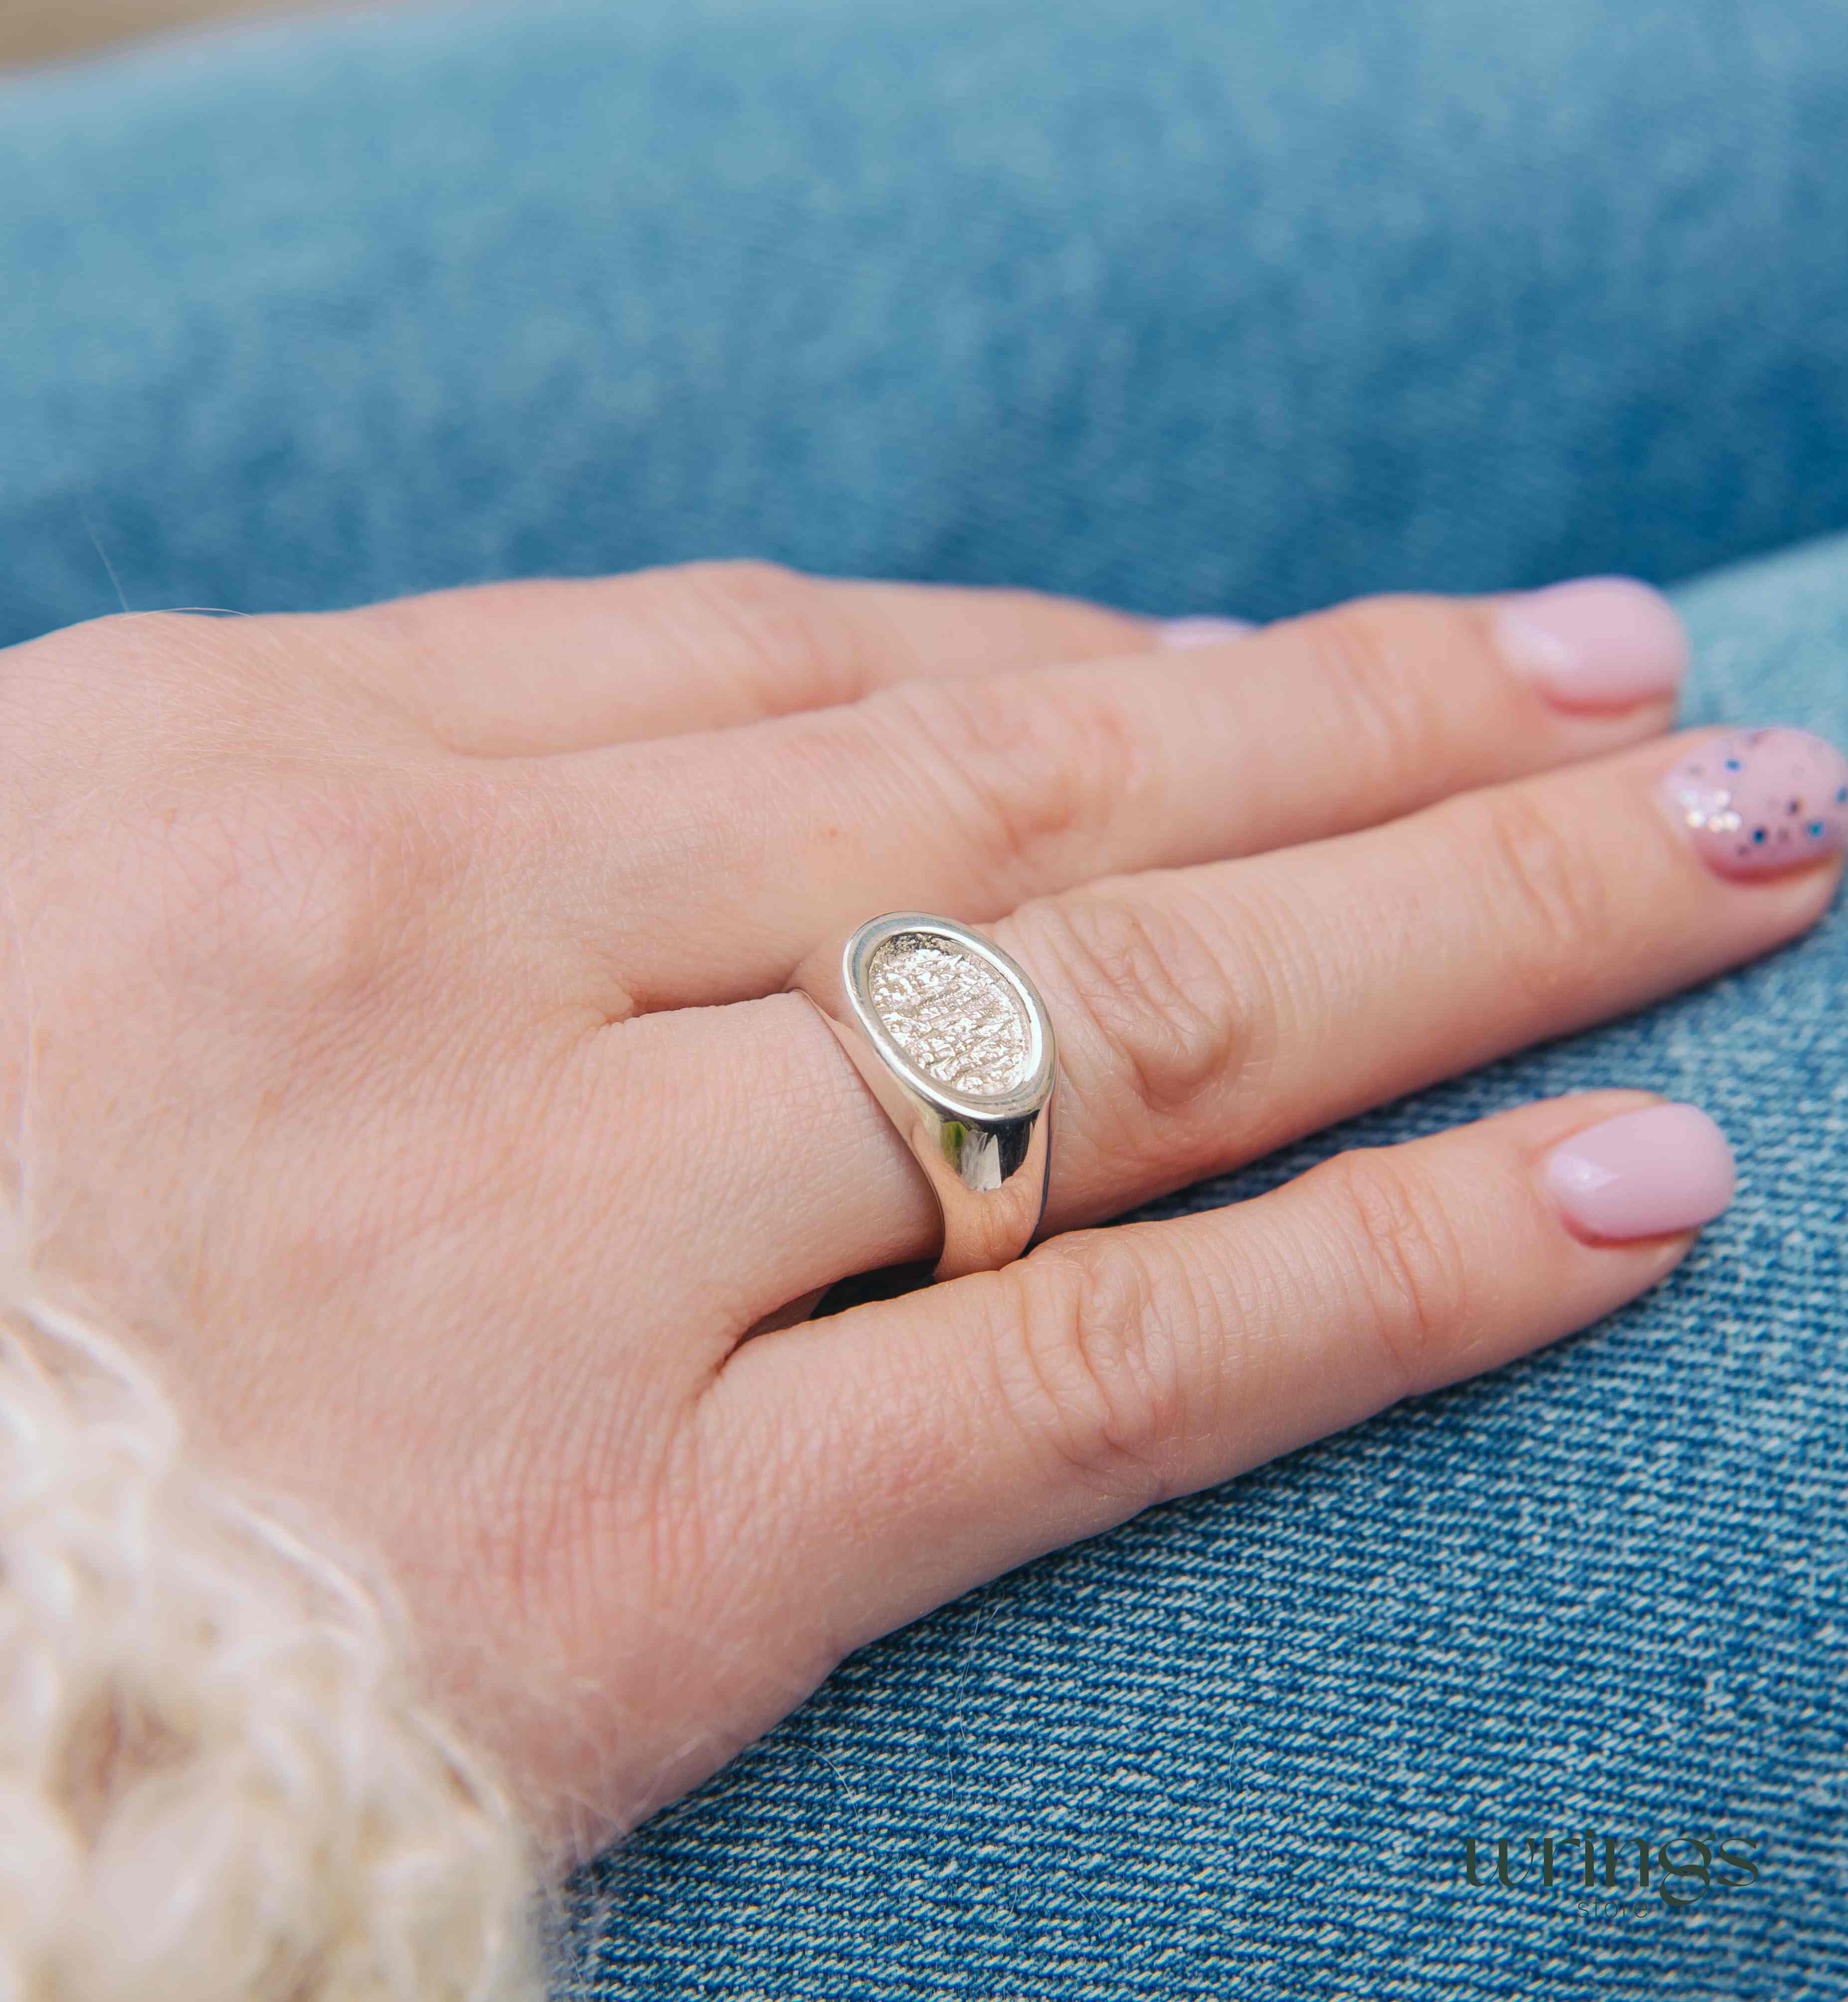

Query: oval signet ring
[789,911,1057,1281]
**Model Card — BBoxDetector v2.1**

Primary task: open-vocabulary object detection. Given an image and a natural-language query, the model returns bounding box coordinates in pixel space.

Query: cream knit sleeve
[0,1269,544,2002]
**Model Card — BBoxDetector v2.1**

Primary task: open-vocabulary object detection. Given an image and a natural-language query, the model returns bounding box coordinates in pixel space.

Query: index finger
[699,1091,1730,1659]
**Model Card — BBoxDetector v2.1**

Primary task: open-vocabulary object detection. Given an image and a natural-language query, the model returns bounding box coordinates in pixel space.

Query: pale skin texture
[1,563,1837,1867]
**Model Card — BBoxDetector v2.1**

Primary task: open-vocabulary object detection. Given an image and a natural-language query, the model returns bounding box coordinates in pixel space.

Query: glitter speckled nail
[1659,726,1848,878]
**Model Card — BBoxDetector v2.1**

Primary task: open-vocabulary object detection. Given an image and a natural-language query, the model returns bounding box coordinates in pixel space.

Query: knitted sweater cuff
[0,1278,542,2002]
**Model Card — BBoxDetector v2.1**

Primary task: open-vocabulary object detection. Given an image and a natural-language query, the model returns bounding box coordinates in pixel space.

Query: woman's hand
[5,564,1839,1863]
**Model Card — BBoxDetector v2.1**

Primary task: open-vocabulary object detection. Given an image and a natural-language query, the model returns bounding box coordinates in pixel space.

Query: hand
[5,564,1839,1864]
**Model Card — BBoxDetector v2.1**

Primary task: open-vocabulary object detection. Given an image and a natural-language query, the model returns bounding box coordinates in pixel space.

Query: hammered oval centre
[864,933,1032,1098]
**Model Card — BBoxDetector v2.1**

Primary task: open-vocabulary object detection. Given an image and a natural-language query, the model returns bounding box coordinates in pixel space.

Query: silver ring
[790,911,1056,1281]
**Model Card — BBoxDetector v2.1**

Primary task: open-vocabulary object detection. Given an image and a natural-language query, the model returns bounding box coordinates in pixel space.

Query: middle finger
[669,722,1846,1322]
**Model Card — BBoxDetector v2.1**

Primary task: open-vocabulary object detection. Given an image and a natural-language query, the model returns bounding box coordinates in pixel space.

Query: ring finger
[525,580,1687,1013]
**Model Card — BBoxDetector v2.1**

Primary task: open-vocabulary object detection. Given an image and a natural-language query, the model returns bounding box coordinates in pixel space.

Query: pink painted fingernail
[1157,616,1255,649]
[1493,577,1688,708]
[1657,725,1848,878]
[1545,1103,1735,1241]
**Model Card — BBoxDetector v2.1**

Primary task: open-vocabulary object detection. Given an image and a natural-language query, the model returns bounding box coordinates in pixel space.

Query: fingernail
[1157,616,1255,649]
[1545,1103,1735,1241]
[1657,725,1848,878]
[1493,577,1687,708]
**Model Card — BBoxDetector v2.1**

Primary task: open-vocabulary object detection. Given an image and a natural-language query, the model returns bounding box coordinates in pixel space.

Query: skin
[0,561,1835,1868]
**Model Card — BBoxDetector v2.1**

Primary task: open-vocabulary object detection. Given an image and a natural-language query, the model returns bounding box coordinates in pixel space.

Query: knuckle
[880,670,1145,890]
[1317,1145,1472,1397]
[994,1230,1194,1507]
[1296,596,1456,787]
[1464,783,1611,993]
[673,558,873,712]
[89,607,215,655]
[165,762,484,1014]
[1012,886,1253,1149]
[9,612,246,738]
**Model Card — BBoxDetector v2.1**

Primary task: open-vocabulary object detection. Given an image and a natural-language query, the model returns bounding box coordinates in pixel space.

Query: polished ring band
[790,911,1057,1281]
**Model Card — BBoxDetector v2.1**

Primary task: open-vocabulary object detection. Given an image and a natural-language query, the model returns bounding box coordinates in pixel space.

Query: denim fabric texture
[2,2,1846,1996]
[6,0,1848,643]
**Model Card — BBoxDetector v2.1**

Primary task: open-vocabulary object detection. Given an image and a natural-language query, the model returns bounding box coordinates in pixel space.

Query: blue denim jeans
[4,2,1845,1994]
